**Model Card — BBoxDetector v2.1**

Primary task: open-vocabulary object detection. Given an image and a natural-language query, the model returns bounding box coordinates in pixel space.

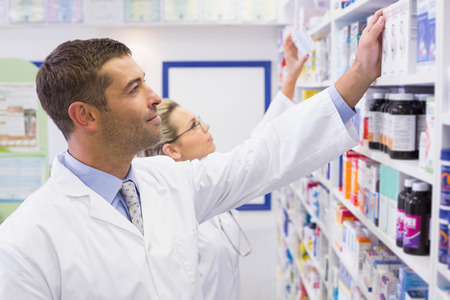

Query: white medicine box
[382,0,417,76]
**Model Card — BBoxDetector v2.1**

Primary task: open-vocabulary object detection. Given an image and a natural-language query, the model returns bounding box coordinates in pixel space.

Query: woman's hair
[143,98,180,156]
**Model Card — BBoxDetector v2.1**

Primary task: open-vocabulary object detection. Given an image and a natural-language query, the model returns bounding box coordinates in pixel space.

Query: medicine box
[427,0,436,63]
[348,21,366,68]
[405,290,426,300]
[379,165,407,238]
[342,150,361,200]
[416,0,429,64]
[338,25,351,77]
[396,266,428,300]
[382,0,417,76]
[416,0,436,71]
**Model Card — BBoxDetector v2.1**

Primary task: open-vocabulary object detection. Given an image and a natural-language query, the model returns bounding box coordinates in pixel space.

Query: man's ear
[68,102,99,131]
[162,143,181,161]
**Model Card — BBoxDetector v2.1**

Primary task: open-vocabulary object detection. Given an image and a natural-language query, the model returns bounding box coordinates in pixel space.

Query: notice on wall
[0,82,39,152]
[0,156,46,201]
[203,0,239,22]
[84,0,122,23]
[46,0,83,23]
[242,0,277,22]
[9,0,45,23]
[124,0,159,22]
[163,0,198,21]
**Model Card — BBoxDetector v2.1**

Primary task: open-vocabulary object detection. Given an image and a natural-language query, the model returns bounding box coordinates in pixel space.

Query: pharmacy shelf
[352,145,434,184]
[312,170,331,190]
[296,80,331,89]
[298,263,320,300]
[436,288,450,300]
[332,188,432,284]
[308,19,331,40]
[374,71,436,87]
[303,241,328,287]
[332,244,373,300]
[292,187,330,240]
[303,241,321,273]
[333,0,393,23]
[277,245,286,264]
[438,263,450,282]
[443,114,450,126]
[278,1,450,298]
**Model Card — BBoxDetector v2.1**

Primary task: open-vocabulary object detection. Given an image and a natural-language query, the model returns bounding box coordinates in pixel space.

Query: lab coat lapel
[87,193,144,237]
[137,179,158,247]
[52,154,144,237]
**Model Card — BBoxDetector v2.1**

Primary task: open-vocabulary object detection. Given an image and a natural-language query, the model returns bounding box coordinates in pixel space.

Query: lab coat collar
[51,153,145,240]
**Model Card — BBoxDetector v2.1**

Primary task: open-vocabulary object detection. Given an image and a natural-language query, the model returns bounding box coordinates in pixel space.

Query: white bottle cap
[389,93,415,101]
[404,178,416,188]
[412,181,430,192]
[373,92,385,99]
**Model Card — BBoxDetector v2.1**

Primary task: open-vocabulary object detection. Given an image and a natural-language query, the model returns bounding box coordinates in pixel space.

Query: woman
[145,33,308,300]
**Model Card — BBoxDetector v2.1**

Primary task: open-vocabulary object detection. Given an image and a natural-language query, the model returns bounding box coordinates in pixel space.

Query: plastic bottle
[441,148,450,207]
[368,93,385,150]
[396,178,415,247]
[403,182,431,255]
[388,93,417,159]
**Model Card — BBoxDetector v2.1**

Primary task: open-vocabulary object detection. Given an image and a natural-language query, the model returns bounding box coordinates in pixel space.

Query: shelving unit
[277,0,450,299]
[353,145,434,184]
[294,188,330,239]
[332,187,432,284]
[331,244,373,300]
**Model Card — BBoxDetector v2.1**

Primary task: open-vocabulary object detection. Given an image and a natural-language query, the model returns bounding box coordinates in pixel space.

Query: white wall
[0,24,280,299]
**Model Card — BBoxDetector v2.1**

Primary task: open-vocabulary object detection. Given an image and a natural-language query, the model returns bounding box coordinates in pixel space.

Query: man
[0,9,385,299]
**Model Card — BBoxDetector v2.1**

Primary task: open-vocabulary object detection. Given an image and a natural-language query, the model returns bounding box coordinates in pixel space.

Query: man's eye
[130,86,138,94]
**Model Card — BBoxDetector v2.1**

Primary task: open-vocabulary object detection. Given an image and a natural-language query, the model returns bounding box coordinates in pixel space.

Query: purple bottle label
[439,221,448,264]
[442,165,450,206]
[404,214,422,249]
[396,209,405,241]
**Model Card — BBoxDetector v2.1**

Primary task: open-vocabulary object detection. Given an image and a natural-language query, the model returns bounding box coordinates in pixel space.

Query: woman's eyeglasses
[167,116,204,143]
[218,211,252,257]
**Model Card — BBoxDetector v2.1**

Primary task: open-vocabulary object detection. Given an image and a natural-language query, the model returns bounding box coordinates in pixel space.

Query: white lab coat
[198,92,295,300]
[0,89,358,300]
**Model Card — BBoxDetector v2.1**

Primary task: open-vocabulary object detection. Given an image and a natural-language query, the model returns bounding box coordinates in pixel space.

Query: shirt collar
[63,151,139,204]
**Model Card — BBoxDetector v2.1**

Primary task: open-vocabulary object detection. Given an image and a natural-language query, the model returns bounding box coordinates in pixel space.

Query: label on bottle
[368,111,380,142]
[396,208,405,242]
[404,214,422,249]
[391,115,416,151]
[385,114,392,150]
[442,165,450,206]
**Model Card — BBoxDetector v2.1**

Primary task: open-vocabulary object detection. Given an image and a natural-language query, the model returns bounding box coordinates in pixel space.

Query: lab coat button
[147,244,152,252]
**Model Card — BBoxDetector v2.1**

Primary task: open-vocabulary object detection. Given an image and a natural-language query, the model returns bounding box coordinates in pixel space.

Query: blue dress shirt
[328,84,356,123]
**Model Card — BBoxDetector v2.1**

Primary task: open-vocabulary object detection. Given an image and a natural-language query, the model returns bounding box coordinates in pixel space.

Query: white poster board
[163,61,271,210]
